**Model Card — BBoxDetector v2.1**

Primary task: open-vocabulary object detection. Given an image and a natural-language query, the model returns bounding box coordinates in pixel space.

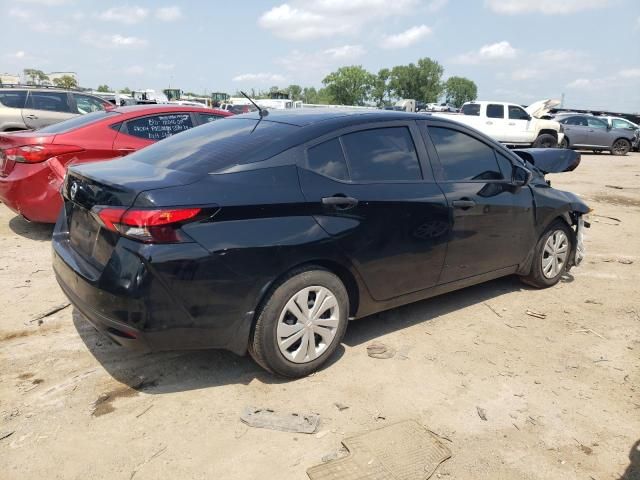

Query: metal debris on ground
[0,430,15,441]
[605,185,624,190]
[618,258,634,265]
[584,299,603,305]
[29,302,71,324]
[525,310,547,319]
[240,407,320,434]
[367,342,396,359]
[334,402,349,411]
[307,420,452,480]
[476,407,488,421]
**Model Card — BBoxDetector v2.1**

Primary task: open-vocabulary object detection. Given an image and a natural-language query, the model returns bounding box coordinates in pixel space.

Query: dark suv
[0,87,110,131]
[52,110,589,377]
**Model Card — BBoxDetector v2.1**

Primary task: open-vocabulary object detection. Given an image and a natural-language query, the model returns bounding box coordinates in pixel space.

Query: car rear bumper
[0,162,62,222]
[51,209,255,355]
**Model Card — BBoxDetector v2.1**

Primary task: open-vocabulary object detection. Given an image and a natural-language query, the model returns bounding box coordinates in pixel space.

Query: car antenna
[240,91,268,118]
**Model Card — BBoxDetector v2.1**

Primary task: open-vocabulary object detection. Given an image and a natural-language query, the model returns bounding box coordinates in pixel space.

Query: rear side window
[307,138,349,181]
[428,126,502,182]
[508,106,529,120]
[486,104,504,119]
[124,113,194,140]
[461,104,480,116]
[131,118,298,174]
[37,110,119,134]
[73,94,107,114]
[0,90,27,109]
[198,113,223,124]
[27,92,71,112]
[562,116,587,126]
[341,127,421,182]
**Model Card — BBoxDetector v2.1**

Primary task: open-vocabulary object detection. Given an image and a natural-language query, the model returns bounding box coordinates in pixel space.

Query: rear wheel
[249,268,349,377]
[611,139,631,156]
[560,137,569,149]
[521,221,573,288]
[533,133,558,148]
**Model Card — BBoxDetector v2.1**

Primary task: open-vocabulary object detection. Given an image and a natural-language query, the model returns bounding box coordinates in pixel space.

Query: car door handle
[486,121,493,125]
[25,114,38,119]
[322,195,359,209]
[508,122,516,126]
[452,199,476,209]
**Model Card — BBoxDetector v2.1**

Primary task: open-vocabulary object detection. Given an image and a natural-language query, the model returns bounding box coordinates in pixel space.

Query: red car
[0,105,231,223]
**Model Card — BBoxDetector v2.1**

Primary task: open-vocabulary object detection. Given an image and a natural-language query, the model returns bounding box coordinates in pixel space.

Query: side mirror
[512,165,533,187]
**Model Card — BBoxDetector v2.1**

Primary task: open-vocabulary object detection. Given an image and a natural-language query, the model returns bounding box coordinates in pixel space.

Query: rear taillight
[92,206,203,243]
[5,144,84,164]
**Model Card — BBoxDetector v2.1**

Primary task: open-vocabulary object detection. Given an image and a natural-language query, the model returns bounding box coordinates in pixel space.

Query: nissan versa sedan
[52,110,590,377]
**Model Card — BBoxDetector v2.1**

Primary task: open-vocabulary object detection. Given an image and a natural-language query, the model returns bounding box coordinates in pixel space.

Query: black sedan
[52,110,589,377]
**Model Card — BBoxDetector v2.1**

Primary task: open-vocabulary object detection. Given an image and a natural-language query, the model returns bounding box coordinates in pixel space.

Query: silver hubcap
[542,230,569,278]
[277,286,340,364]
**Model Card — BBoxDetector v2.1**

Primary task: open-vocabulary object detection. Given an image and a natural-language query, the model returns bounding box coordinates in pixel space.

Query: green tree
[23,68,49,85]
[286,84,302,101]
[389,57,444,102]
[371,68,391,106]
[119,87,131,94]
[52,75,78,89]
[97,84,111,92]
[322,65,375,106]
[444,76,478,108]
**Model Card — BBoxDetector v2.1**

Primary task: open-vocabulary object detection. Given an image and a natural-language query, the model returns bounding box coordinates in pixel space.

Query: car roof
[113,104,228,115]
[230,108,430,127]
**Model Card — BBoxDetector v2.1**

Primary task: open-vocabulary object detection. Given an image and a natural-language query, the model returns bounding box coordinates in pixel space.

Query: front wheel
[249,268,349,377]
[521,221,573,288]
[611,139,631,156]
[533,133,558,148]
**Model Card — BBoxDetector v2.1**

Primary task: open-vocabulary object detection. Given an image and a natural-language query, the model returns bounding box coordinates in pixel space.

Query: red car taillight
[5,144,84,163]
[92,206,203,243]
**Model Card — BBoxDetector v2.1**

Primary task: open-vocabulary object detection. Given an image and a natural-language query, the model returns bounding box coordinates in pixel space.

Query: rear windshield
[131,118,298,174]
[37,110,119,134]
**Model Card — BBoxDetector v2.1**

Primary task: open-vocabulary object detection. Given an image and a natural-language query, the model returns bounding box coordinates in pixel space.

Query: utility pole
[560,92,565,109]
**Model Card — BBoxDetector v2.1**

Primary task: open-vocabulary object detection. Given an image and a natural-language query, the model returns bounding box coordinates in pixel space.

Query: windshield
[131,118,298,174]
[37,110,119,134]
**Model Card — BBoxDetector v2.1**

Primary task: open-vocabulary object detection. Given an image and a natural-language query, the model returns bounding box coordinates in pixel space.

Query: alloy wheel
[276,286,340,364]
[542,230,569,279]
[612,139,630,155]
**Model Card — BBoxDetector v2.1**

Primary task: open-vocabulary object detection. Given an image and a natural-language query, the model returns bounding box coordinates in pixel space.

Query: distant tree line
[237,58,478,108]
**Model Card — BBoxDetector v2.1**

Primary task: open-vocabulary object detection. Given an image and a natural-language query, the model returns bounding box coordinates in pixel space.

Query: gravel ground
[1,152,639,480]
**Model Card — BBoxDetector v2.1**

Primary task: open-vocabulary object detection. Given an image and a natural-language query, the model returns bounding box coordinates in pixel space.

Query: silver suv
[555,113,636,155]
[0,87,110,131]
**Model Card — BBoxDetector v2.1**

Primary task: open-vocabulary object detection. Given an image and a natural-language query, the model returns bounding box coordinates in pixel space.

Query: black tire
[249,267,349,378]
[520,220,573,288]
[611,138,631,156]
[533,133,558,148]
[560,137,569,149]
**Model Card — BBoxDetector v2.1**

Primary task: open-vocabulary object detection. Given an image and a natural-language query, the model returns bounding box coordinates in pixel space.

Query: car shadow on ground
[8,215,54,241]
[343,275,527,348]
[73,309,345,394]
[620,439,640,480]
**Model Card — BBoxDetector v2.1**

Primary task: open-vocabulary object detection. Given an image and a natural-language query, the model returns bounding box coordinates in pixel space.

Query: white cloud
[323,45,366,60]
[9,8,33,19]
[485,0,611,15]
[156,63,175,71]
[124,65,145,76]
[453,41,517,64]
[82,33,148,49]
[566,78,596,89]
[232,72,287,83]
[14,51,26,59]
[511,68,539,80]
[98,6,148,24]
[619,68,640,78]
[16,0,71,5]
[259,0,417,40]
[427,0,448,12]
[381,25,432,49]
[156,6,182,21]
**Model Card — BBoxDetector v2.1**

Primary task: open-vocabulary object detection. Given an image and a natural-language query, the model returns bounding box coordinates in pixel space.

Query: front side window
[587,117,607,129]
[508,106,529,120]
[486,104,505,119]
[341,127,421,182]
[461,104,480,116]
[27,92,71,112]
[125,113,194,140]
[307,138,349,181]
[612,119,634,129]
[73,94,107,114]
[0,90,27,109]
[428,126,502,182]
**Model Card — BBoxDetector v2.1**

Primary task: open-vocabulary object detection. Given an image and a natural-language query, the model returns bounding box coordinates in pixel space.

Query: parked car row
[553,113,636,155]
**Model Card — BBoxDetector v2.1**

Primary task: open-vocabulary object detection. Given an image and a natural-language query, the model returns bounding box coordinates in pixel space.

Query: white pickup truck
[432,99,564,148]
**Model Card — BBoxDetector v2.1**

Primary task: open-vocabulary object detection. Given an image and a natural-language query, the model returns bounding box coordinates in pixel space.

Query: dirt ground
[1,152,638,480]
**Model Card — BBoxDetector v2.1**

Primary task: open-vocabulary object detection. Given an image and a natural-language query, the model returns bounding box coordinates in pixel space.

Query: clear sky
[1,0,639,112]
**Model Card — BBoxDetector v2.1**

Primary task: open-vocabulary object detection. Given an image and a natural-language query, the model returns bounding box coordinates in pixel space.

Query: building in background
[0,73,20,85]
